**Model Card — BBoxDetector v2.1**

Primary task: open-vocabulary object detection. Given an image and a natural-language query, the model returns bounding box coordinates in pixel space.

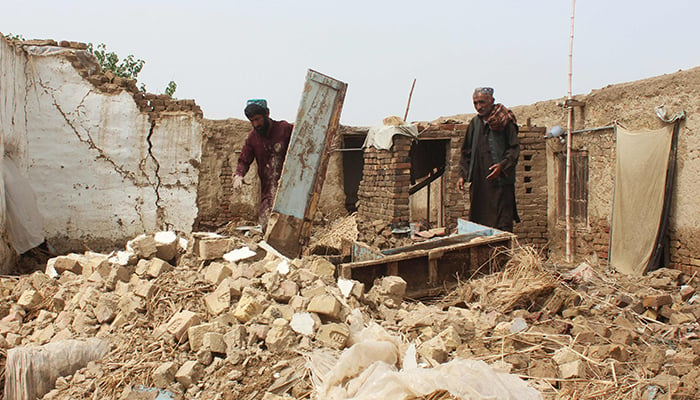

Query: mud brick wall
[513,127,548,246]
[420,123,548,246]
[357,136,412,226]
[197,119,259,230]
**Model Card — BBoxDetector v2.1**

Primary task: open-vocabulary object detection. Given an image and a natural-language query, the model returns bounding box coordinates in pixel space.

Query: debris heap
[0,228,698,399]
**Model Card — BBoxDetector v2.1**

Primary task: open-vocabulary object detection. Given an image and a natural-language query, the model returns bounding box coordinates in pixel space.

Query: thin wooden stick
[403,78,416,122]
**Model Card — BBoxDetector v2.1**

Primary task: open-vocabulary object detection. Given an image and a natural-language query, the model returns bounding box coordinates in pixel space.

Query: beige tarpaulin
[609,126,672,275]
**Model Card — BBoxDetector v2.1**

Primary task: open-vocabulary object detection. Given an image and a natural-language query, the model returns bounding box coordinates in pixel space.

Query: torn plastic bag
[4,338,110,400]
[3,156,44,254]
[307,321,541,400]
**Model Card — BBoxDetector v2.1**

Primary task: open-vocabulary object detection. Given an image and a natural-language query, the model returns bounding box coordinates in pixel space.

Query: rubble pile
[0,230,698,399]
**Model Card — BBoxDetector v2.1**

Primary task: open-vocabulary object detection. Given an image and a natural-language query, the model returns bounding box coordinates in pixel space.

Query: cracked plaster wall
[0,36,202,258]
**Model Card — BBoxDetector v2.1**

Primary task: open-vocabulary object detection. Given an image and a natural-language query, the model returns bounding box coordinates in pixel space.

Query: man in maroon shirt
[233,99,293,231]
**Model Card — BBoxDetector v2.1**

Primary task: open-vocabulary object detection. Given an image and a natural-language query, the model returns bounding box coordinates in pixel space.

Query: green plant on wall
[165,80,177,98]
[3,33,25,41]
[87,43,145,80]
[86,42,178,96]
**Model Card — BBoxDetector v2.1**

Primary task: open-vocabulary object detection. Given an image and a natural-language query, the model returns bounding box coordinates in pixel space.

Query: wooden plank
[265,70,347,258]
[339,232,515,298]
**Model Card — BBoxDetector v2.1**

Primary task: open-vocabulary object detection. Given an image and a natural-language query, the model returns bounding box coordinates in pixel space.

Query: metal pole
[565,0,576,263]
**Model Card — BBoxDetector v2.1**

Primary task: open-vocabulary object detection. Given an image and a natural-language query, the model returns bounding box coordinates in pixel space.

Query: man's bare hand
[457,177,465,192]
[486,163,503,180]
[233,175,244,189]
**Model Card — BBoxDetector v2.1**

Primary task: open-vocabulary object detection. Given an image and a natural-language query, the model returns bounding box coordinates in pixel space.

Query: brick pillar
[357,136,412,226]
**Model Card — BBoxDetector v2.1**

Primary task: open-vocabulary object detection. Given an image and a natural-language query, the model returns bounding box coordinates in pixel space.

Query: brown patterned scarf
[486,103,517,132]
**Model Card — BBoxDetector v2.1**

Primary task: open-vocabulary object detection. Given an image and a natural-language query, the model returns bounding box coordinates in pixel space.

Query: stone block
[152,361,178,388]
[669,312,695,325]
[175,360,203,388]
[166,310,201,341]
[17,289,43,310]
[308,257,336,278]
[558,360,584,379]
[202,332,227,354]
[188,322,220,352]
[127,234,158,259]
[232,287,268,323]
[197,237,233,260]
[643,294,673,309]
[133,279,156,300]
[202,262,232,285]
[265,319,296,353]
[552,348,579,365]
[271,280,298,303]
[52,255,82,275]
[146,258,173,278]
[204,280,235,316]
[301,284,327,299]
[224,325,247,351]
[315,323,350,349]
[418,336,448,363]
[94,297,117,324]
[438,326,462,352]
[307,294,341,320]
[380,276,407,297]
[154,231,179,262]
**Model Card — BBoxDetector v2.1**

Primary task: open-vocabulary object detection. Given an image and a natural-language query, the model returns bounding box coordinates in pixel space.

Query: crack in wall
[145,120,169,230]
[36,76,160,230]
[37,78,143,186]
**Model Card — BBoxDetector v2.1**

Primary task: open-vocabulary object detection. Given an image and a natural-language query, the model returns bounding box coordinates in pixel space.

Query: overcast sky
[3,0,699,125]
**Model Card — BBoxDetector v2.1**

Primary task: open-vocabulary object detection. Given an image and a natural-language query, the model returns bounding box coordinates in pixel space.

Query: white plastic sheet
[3,157,44,254]
[307,322,542,400]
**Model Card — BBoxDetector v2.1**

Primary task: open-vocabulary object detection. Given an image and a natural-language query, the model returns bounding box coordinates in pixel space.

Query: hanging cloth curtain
[609,126,673,275]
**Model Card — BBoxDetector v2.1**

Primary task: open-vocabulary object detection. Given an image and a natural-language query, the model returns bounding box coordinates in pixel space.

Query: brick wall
[196,119,259,230]
[356,123,549,248]
[357,136,412,226]
[513,127,548,246]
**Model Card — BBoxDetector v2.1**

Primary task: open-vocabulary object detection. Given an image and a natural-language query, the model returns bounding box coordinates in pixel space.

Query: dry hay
[308,213,359,254]
[458,244,558,313]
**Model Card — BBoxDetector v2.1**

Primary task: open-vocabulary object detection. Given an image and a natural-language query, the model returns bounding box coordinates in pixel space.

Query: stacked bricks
[513,126,548,247]
[357,136,412,226]
[196,119,257,231]
[21,39,204,122]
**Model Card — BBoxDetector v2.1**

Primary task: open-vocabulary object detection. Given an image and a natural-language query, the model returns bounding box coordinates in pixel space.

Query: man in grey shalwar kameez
[457,87,520,232]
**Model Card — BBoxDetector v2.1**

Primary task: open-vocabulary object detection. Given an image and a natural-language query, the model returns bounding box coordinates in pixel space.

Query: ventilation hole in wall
[524,176,532,183]
[524,155,533,161]
[526,187,532,193]
[524,165,532,171]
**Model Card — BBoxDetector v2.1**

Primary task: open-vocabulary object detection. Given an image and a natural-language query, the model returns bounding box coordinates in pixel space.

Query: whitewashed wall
[0,36,202,264]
